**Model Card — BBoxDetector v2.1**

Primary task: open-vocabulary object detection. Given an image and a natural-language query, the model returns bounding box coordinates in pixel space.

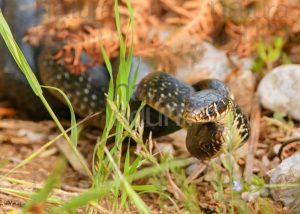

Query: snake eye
[208,106,215,115]
[202,142,211,151]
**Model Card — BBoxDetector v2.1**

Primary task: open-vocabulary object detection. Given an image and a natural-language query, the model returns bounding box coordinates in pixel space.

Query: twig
[244,96,261,182]
[186,163,207,184]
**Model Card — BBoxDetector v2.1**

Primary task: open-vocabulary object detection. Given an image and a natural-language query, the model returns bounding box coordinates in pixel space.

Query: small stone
[241,191,260,202]
[256,149,266,157]
[223,175,230,184]
[248,191,261,202]
[269,151,300,212]
[9,157,21,164]
[273,144,282,155]
[262,156,270,167]
[155,143,175,156]
[258,65,300,120]
[17,129,46,143]
[241,192,249,201]
[185,160,202,176]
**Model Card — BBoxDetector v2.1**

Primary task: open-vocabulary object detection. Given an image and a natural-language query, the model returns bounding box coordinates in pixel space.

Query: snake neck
[216,103,250,151]
[137,72,195,128]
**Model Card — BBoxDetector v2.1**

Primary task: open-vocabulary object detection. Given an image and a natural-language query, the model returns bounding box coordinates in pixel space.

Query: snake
[0,0,250,160]
[136,72,250,159]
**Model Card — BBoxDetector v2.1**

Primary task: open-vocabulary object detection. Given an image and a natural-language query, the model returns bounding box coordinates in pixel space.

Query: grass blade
[42,86,78,146]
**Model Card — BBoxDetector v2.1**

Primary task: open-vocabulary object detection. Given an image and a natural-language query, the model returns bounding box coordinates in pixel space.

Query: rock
[176,42,229,82]
[155,143,175,156]
[185,160,202,176]
[175,42,253,83]
[241,191,260,202]
[269,151,300,212]
[258,65,300,120]
[174,42,254,116]
[227,70,255,115]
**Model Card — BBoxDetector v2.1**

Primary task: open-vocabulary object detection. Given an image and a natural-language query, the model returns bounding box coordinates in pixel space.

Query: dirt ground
[1,96,298,213]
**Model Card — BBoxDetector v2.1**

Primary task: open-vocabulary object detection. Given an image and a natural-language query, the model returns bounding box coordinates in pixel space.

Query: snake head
[186,123,226,160]
[182,89,233,124]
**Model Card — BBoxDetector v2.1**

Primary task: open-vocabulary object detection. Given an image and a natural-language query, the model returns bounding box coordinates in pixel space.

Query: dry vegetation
[26,0,300,71]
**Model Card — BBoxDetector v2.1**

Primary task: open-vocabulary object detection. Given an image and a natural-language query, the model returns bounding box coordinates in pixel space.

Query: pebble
[241,191,260,202]
[273,144,281,155]
[155,143,175,156]
[185,160,203,176]
[269,151,300,212]
[258,65,300,120]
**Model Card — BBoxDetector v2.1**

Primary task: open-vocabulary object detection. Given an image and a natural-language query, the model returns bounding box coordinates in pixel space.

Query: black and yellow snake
[0,0,250,160]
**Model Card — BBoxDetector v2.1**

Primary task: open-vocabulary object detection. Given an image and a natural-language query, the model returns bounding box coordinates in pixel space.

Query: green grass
[252,37,291,74]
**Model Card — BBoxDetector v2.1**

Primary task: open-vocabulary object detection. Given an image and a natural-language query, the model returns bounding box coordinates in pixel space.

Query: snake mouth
[182,111,216,124]
[183,102,231,124]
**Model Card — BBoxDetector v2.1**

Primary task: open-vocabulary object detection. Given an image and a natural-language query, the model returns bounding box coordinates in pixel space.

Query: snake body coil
[137,72,250,159]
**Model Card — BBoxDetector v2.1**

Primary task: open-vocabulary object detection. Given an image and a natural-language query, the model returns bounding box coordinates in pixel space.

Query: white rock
[155,143,175,156]
[176,42,253,82]
[258,65,300,120]
[241,191,261,202]
[185,160,202,176]
[269,151,300,212]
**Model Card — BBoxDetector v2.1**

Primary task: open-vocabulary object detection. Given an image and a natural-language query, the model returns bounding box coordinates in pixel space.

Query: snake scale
[0,0,250,160]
